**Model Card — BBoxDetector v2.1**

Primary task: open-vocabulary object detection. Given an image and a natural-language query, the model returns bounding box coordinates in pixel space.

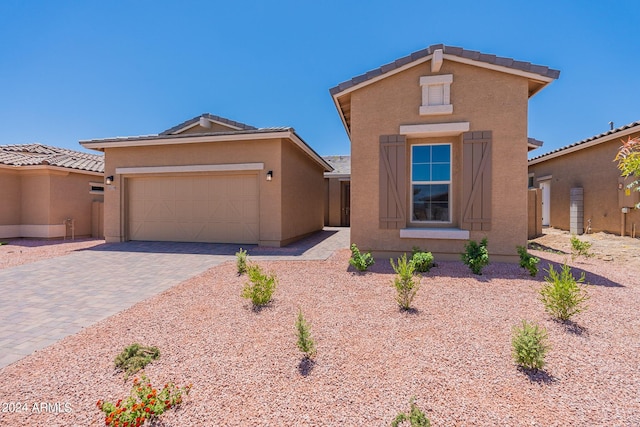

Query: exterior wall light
[266,171,273,181]
[105,175,114,185]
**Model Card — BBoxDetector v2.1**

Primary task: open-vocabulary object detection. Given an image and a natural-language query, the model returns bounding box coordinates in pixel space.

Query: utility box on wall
[570,187,584,235]
[618,176,640,208]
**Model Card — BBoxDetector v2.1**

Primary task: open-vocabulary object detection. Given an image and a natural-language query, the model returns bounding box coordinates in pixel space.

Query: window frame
[410,143,453,224]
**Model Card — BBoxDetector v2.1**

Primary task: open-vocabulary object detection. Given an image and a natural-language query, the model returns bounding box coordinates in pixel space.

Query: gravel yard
[0,238,104,269]
[0,237,639,426]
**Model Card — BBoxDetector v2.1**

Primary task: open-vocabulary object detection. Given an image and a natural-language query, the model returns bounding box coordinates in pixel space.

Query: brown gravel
[0,238,105,269]
[0,244,639,426]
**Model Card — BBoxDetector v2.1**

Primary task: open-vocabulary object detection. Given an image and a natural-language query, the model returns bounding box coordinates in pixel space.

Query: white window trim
[420,74,453,116]
[410,143,452,224]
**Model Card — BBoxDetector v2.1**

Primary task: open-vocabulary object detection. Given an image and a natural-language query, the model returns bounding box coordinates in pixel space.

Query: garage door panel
[129,175,259,243]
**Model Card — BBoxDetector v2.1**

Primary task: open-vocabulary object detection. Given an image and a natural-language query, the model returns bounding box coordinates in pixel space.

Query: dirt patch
[0,238,105,269]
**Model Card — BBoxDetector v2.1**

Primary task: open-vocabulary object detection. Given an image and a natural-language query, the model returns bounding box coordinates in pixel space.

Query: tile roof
[0,143,104,173]
[529,120,640,163]
[329,44,560,96]
[160,113,258,135]
[323,155,351,175]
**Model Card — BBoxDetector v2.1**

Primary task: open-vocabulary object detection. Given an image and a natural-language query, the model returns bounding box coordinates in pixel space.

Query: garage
[128,174,259,243]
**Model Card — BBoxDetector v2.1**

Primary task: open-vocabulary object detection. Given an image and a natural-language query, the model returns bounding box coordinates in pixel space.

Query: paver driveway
[0,227,348,368]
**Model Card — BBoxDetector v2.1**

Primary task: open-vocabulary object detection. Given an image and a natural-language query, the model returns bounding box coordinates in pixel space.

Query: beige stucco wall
[103,137,324,246]
[325,177,343,226]
[280,141,325,244]
[0,168,102,239]
[528,131,640,235]
[347,60,530,261]
[528,188,542,239]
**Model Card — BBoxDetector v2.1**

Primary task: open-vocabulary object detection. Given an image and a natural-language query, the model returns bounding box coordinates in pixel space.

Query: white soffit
[400,122,470,138]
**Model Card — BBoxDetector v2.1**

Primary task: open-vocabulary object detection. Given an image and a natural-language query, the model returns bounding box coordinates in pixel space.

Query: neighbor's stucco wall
[102,139,284,244]
[280,141,325,244]
[348,59,530,260]
[50,171,103,237]
[0,169,21,226]
[528,131,640,235]
[20,172,51,226]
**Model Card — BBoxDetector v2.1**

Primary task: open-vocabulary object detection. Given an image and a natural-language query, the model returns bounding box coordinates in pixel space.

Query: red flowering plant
[97,374,192,427]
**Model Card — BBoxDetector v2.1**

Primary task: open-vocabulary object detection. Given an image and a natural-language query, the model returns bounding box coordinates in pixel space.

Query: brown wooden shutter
[462,131,492,231]
[379,135,406,229]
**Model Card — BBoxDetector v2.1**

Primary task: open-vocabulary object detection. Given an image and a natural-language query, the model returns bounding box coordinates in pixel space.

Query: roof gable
[0,143,104,173]
[160,113,258,135]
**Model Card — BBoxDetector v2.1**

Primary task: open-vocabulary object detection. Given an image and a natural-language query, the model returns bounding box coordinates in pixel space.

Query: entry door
[341,182,351,227]
[540,180,550,226]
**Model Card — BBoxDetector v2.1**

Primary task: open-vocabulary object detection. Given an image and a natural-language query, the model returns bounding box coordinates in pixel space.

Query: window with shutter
[462,131,492,231]
[379,135,407,229]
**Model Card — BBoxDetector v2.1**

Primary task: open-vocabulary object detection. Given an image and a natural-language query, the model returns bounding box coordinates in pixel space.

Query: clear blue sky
[0,1,638,158]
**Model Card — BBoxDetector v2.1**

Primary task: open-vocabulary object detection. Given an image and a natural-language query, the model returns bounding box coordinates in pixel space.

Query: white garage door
[128,174,259,243]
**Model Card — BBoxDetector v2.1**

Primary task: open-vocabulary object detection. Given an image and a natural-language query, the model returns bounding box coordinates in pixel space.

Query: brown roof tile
[0,144,104,173]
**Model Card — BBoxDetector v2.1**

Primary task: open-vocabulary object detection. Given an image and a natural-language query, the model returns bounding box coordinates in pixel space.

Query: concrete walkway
[0,227,349,368]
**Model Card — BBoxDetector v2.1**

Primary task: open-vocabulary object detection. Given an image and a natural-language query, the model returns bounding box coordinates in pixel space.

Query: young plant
[570,235,593,260]
[295,309,316,359]
[242,264,277,307]
[114,343,160,379]
[97,374,191,427]
[235,248,248,275]
[410,247,434,273]
[391,396,430,427]
[349,243,375,272]
[539,263,590,321]
[461,237,489,275]
[390,254,420,310]
[517,245,539,276]
[511,320,549,371]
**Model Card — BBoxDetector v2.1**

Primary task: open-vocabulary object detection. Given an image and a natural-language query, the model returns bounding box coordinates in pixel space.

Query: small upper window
[528,174,535,188]
[419,74,453,116]
[89,181,105,195]
[411,144,451,222]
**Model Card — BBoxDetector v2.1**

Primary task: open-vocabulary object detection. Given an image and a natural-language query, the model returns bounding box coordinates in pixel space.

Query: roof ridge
[159,113,258,135]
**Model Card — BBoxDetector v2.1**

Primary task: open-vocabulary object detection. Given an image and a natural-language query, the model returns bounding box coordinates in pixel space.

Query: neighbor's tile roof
[529,120,640,162]
[323,155,351,175]
[329,44,560,95]
[0,144,104,173]
[160,113,258,135]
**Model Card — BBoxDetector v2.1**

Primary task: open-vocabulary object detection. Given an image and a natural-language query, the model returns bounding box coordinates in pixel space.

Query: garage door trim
[116,162,264,175]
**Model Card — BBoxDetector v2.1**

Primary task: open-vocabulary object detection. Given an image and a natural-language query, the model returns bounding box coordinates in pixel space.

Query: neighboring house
[80,113,332,246]
[330,44,559,261]
[323,155,351,227]
[0,144,105,239]
[528,120,640,236]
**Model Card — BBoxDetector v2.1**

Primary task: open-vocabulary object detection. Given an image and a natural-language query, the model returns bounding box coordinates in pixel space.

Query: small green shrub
[517,245,539,276]
[114,343,160,379]
[242,264,277,307]
[570,235,593,260]
[349,243,375,272]
[511,320,549,371]
[391,396,430,427]
[390,254,420,310]
[461,237,489,275]
[235,248,248,275]
[539,263,589,321]
[295,309,316,359]
[410,247,434,273]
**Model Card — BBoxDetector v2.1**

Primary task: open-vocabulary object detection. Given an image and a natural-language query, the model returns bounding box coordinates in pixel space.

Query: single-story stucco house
[0,143,105,239]
[330,44,560,261]
[323,155,351,227]
[80,113,332,247]
[528,120,640,236]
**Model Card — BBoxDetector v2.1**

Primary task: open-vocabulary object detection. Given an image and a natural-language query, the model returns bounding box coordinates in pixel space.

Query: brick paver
[0,227,349,368]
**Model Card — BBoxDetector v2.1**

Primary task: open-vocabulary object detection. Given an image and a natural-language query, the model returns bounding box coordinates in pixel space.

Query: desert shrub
[517,245,539,276]
[390,254,420,310]
[242,264,277,307]
[114,344,160,379]
[539,263,589,321]
[391,396,430,427]
[349,243,375,272]
[97,374,191,427]
[235,248,248,275]
[461,237,489,275]
[410,247,434,273]
[511,320,549,371]
[570,235,593,260]
[295,309,316,359]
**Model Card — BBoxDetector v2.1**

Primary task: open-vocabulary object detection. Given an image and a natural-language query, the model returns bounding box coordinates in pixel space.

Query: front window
[411,144,451,222]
